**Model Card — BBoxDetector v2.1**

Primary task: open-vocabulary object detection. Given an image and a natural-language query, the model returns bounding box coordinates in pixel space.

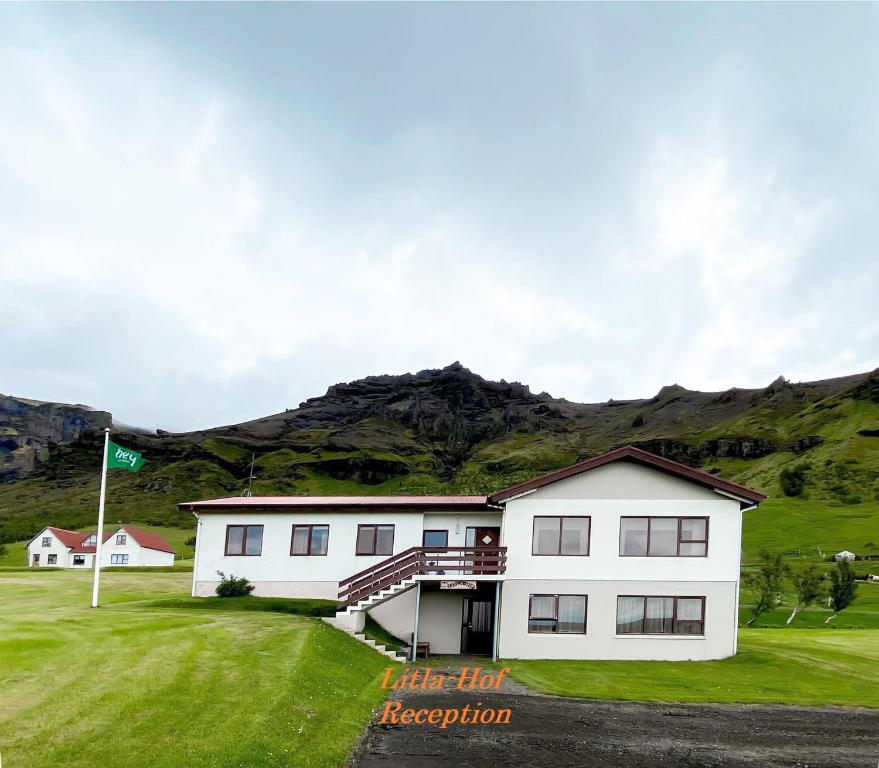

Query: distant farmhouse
[834,550,856,562]
[26,526,175,568]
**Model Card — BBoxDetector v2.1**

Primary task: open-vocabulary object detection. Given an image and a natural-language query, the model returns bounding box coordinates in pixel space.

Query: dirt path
[351,665,879,767]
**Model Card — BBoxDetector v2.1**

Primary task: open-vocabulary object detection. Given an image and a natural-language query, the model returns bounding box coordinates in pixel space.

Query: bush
[829,560,857,611]
[184,535,197,548]
[779,463,810,497]
[0,543,7,557]
[215,571,255,597]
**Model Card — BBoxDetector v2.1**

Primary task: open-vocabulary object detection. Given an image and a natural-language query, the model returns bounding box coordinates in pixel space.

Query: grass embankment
[505,629,879,707]
[0,570,390,768]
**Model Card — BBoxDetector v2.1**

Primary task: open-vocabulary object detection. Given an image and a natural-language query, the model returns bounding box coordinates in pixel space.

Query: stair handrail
[338,546,507,607]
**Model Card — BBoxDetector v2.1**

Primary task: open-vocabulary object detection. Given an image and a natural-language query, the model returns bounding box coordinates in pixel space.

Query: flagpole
[91,427,110,608]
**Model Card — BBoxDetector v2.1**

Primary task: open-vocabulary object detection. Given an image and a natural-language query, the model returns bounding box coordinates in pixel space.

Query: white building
[26,526,175,568]
[183,446,765,661]
[834,550,856,562]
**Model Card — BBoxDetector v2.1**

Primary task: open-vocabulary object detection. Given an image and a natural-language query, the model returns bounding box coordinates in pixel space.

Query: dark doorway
[461,591,495,655]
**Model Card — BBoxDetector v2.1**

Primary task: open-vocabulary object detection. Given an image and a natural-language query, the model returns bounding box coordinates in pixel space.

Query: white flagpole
[91,427,110,608]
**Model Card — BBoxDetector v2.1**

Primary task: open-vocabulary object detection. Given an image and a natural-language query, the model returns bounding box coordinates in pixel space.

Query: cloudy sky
[1,4,877,431]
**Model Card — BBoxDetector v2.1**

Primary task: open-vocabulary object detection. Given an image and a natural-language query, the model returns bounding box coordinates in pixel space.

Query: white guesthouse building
[26,526,176,568]
[184,446,765,661]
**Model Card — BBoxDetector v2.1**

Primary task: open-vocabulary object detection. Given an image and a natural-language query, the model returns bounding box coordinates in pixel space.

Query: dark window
[528,594,587,634]
[82,534,96,546]
[225,524,264,556]
[532,517,590,555]
[111,554,129,565]
[290,525,329,556]
[42,537,51,547]
[356,524,394,556]
[116,534,127,545]
[47,554,57,564]
[73,555,86,566]
[422,530,449,548]
[33,554,40,565]
[616,596,705,635]
[619,517,708,557]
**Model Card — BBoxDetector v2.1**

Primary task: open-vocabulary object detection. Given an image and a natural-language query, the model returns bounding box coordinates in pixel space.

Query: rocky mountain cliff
[1,362,878,542]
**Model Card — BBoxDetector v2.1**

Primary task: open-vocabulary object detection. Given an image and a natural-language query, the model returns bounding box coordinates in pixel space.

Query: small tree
[744,550,789,625]
[184,535,197,548]
[787,564,822,624]
[215,571,255,597]
[779,463,810,497]
[829,559,857,612]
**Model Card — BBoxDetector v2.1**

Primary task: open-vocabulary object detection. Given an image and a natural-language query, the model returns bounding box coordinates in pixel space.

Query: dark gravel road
[351,666,879,767]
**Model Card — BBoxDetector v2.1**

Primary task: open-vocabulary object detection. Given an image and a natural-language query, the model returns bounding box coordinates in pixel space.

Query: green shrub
[780,463,810,497]
[215,571,255,597]
[830,560,857,611]
[184,535,197,548]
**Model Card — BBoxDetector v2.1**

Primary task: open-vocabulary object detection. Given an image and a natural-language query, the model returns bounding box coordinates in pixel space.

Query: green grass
[150,595,337,617]
[0,570,390,768]
[364,616,406,652]
[505,629,879,707]
[739,582,879,629]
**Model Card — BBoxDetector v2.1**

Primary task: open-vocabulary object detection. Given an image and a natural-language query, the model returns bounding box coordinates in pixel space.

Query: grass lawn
[505,629,879,707]
[0,570,391,768]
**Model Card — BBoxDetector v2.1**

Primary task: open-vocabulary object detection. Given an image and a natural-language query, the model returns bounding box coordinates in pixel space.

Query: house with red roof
[181,445,765,662]
[26,526,175,568]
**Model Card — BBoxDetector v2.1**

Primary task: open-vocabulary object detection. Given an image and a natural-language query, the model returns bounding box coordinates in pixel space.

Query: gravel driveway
[351,665,879,767]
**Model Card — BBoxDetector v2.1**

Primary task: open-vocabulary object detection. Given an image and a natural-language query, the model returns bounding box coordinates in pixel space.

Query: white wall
[26,530,70,567]
[100,528,175,567]
[193,510,501,598]
[498,579,737,660]
[498,462,745,660]
[417,591,464,654]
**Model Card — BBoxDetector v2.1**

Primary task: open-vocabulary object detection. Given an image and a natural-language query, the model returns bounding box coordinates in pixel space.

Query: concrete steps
[322,617,406,662]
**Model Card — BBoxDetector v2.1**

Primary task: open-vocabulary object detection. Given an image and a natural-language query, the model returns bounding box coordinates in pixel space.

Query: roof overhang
[488,445,767,509]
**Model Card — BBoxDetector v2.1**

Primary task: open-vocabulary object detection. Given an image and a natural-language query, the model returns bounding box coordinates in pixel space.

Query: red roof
[32,526,174,554]
[489,445,767,506]
[42,527,91,550]
[115,527,176,554]
[179,495,491,512]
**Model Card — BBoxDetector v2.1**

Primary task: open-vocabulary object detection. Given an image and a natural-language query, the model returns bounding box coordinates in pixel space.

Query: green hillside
[1,364,878,565]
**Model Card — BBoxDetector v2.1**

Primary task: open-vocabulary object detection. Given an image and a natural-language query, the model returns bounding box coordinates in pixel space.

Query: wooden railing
[338,546,507,608]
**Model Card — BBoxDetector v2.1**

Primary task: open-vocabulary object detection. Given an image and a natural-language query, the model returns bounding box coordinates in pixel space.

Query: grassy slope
[0,571,390,768]
[505,629,879,707]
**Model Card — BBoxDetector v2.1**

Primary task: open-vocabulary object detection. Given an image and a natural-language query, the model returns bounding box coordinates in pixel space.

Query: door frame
[460,593,496,655]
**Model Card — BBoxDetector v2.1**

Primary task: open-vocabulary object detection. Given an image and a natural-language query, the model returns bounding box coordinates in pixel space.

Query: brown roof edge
[177,495,493,512]
[489,445,767,506]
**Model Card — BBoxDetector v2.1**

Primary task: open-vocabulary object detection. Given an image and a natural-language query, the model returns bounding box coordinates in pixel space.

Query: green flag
[107,441,145,472]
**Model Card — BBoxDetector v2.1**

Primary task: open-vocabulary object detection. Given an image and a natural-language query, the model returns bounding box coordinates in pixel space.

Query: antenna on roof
[241,454,255,497]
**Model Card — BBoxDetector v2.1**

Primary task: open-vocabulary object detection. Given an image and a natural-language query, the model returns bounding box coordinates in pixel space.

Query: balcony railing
[338,546,507,608]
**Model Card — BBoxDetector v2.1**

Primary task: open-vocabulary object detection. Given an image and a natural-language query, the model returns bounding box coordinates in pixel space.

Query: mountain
[2,362,879,547]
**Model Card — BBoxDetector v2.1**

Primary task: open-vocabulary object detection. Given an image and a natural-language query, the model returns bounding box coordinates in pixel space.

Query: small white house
[184,445,766,662]
[100,526,176,567]
[26,526,175,568]
[834,550,856,562]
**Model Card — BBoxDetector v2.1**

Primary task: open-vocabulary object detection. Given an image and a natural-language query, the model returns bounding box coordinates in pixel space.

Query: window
[225,525,264,556]
[422,530,448,548]
[528,594,587,634]
[290,525,329,556]
[73,555,86,565]
[532,517,590,555]
[42,536,51,547]
[619,517,708,557]
[116,534,127,545]
[82,534,96,546]
[47,554,57,564]
[356,524,394,556]
[33,554,40,565]
[111,554,129,565]
[616,596,705,635]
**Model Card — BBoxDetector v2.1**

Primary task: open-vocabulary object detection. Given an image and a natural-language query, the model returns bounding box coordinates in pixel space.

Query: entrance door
[32,553,40,567]
[461,597,494,655]
[466,527,501,574]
